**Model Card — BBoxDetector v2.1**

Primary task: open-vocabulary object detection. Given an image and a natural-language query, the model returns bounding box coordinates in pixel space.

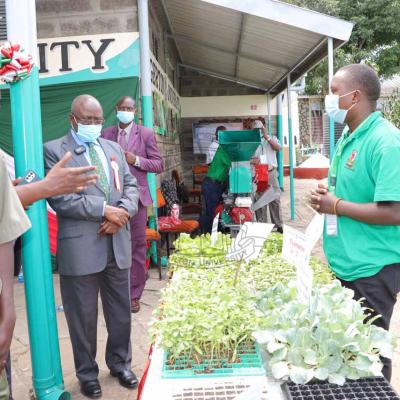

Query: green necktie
[88,143,110,199]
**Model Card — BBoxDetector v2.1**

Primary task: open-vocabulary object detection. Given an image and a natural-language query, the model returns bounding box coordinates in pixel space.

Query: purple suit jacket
[102,123,164,207]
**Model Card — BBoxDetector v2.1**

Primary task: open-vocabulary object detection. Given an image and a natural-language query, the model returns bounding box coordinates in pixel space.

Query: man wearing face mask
[102,96,163,313]
[44,94,140,398]
[310,64,400,380]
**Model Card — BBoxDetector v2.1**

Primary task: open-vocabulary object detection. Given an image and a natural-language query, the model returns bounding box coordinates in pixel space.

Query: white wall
[181,95,276,118]
[181,93,299,153]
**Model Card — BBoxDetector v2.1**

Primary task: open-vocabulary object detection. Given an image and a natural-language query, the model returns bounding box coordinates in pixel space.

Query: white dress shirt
[254,137,280,168]
[206,140,219,164]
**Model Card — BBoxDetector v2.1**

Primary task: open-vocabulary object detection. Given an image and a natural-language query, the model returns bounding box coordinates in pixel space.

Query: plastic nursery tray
[283,377,400,400]
[162,342,265,379]
[171,381,269,400]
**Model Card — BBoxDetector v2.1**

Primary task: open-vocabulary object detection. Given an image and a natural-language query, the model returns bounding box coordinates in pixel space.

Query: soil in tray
[284,377,400,400]
[163,342,264,378]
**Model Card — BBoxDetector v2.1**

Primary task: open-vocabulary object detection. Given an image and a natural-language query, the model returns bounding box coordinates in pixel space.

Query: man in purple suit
[102,96,163,313]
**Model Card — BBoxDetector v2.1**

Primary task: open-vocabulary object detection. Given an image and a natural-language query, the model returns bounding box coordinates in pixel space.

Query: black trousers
[199,177,226,234]
[60,238,132,383]
[339,263,400,381]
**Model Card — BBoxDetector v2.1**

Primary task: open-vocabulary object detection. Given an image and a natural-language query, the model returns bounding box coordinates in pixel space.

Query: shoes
[131,299,140,313]
[276,226,283,234]
[80,379,102,398]
[110,369,138,389]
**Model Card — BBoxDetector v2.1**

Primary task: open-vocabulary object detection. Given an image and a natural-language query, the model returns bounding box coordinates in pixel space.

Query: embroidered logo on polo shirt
[346,150,358,168]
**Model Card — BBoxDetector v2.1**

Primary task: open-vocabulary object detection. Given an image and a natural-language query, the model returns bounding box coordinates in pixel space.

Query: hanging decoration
[0,42,34,83]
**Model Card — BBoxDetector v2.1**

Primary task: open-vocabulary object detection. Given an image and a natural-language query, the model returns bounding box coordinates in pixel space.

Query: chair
[171,169,202,215]
[192,164,209,188]
[156,189,199,257]
[145,227,162,280]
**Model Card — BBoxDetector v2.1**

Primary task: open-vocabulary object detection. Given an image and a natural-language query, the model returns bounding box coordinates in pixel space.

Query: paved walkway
[10,177,400,398]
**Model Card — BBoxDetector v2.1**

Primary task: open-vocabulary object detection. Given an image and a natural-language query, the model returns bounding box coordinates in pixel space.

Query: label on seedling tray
[282,225,313,303]
[226,222,274,262]
[210,213,220,245]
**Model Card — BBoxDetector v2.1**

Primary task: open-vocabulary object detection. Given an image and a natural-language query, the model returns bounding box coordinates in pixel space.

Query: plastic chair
[156,189,199,257]
[171,169,202,214]
[192,164,209,188]
[145,227,162,280]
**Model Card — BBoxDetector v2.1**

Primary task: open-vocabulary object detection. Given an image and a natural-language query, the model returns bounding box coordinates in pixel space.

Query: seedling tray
[162,342,265,379]
[283,377,400,400]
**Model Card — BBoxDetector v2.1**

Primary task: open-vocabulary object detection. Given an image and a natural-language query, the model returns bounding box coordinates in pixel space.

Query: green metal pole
[138,0,158,264]
[6,1,69,398]
[287,75,295,220]
[276,94,284,190]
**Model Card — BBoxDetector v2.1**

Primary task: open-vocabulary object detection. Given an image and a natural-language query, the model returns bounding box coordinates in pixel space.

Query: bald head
[335,64,381,103]
[71,94,102,114]
[70,94,104,129]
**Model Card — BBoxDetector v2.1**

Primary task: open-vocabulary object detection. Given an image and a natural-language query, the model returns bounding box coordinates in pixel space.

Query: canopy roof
[161,0,354,94]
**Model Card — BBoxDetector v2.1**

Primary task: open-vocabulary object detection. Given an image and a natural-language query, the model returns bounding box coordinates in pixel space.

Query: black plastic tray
[283,377,400,400]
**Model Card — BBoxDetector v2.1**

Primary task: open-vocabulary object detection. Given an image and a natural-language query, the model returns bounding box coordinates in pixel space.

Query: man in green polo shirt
[310,63,400,380]
[199,126,230,233]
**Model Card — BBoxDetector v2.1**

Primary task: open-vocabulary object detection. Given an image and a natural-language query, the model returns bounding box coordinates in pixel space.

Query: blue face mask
[74,122,102,143]
[325,90,357,124]
[117,111,135,125]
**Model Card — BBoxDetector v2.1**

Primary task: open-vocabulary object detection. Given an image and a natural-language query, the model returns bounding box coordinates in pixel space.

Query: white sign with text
[282,225,314,303]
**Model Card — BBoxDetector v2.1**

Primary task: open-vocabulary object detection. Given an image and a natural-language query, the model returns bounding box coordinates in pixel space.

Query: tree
[383,90,400,128]
[284,0,400,94]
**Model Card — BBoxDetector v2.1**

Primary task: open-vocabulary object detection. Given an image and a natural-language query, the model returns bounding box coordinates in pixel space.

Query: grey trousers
[255,167,283,227]
[60,239,132,383]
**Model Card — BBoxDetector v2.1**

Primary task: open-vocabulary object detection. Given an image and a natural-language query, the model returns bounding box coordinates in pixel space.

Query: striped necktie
[119,129,128,150]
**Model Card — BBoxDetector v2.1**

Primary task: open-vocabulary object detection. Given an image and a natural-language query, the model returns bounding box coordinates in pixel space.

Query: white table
[140,346,286,400]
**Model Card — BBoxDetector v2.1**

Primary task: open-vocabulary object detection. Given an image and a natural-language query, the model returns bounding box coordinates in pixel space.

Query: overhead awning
[161,0,354,95]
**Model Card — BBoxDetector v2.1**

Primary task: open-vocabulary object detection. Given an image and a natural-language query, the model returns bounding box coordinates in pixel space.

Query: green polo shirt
[207,146,231,183]
[323,112,400,281]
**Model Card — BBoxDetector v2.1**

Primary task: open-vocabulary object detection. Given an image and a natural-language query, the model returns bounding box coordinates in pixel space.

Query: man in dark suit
[44,95,139,398]
[102,96,163,313]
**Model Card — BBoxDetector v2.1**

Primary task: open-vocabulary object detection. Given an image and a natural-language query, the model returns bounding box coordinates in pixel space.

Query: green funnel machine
[217,129,261,227]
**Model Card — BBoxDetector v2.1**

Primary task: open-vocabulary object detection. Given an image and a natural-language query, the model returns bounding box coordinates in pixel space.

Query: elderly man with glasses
[44,94,140,398]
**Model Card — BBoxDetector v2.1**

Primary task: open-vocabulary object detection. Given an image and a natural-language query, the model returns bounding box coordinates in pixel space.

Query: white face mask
[72,116,102,143]
[325,90,358,124]
[117,111,135,124]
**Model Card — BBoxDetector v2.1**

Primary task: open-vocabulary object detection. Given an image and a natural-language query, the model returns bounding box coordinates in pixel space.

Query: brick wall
[36,0,138,38]
[180,68,264,97]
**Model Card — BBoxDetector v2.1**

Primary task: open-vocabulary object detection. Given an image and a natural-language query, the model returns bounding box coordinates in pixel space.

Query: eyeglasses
[72,114,105,125]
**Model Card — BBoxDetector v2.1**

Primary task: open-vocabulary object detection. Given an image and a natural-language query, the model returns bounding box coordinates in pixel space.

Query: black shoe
[80,380,102,398]
[110,369,138,389]
[276,226,283,234]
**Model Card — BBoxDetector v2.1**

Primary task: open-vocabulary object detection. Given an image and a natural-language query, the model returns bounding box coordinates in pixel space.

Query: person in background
[206,125,226,165]
[310,63,400,380]
[251,120,283,233]
[45,94,139,398]
[0,151,98,400]
[199,126,229,234]
[102,96,163,313]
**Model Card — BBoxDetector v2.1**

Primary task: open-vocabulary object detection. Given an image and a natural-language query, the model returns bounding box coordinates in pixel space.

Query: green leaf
[328,373,346,386]
[303,349,318,366]
[271,361,290,379]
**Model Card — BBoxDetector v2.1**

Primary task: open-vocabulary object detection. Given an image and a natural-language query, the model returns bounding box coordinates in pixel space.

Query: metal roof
[161,0,353,95]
